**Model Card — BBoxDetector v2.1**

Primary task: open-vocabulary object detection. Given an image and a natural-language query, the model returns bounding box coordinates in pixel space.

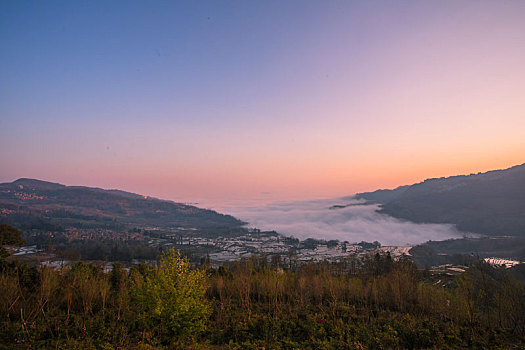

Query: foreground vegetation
[1,227,525,348]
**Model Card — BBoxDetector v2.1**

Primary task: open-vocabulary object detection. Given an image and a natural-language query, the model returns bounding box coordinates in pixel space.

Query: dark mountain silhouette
[357,163,525,237]
[0,178,243,231]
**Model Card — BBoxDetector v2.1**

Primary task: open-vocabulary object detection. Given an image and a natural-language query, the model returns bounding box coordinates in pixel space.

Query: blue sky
[1,1,524,204]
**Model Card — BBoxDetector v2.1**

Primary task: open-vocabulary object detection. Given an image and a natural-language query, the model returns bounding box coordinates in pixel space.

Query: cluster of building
[484,257,522,268]
[2,188,44,201]
[12,225,524,273]
[0,208,15,215]
[156,230,413,263]
[63,228,144,241]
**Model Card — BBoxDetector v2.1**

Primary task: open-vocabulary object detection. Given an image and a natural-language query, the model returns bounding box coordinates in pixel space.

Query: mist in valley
[226,197,466,246]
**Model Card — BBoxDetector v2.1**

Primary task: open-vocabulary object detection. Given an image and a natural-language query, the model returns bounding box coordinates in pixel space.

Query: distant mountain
[356,163,525,237]
[0,178,243,231]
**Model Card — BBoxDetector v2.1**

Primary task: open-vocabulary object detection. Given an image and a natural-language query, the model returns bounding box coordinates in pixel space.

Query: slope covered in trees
[357,163,525,236]
[0,178,243,231]
[1,249,524,348]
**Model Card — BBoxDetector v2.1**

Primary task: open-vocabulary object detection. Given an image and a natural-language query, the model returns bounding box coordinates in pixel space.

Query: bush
[132,248,210,344]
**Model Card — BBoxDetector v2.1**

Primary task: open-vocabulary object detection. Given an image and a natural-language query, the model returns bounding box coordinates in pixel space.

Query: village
[12,226,524,272]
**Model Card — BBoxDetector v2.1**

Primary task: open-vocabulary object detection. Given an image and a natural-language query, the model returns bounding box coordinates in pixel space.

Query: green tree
[0,224,25,259]
[132,248,210,344]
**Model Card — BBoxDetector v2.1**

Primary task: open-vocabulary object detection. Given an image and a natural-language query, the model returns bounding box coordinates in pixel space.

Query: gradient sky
[1,1,524,207]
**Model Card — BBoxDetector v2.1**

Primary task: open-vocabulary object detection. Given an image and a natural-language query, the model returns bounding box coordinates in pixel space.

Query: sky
[1,0,525,206]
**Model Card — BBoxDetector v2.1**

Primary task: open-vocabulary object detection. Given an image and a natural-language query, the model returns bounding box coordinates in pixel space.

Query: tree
[0,224,25,259]
[132,248,210,343]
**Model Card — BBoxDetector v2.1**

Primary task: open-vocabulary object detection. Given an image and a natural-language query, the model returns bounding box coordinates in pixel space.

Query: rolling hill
[0,178,243,231]
[356,163,525,237]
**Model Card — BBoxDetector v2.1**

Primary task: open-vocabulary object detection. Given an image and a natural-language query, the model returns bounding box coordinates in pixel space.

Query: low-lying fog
[224,197,465,246]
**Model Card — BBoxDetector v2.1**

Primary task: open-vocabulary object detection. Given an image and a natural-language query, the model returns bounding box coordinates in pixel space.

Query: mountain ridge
[356,163,525,237]
[0,178,244,231]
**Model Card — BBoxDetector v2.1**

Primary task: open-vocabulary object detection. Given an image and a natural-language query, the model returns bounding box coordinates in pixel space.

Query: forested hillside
[1,248,524,348]
[0,178,243,231]
[357,163,525,236]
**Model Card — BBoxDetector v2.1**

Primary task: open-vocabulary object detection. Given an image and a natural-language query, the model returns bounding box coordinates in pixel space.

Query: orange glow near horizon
[1,1,524,206]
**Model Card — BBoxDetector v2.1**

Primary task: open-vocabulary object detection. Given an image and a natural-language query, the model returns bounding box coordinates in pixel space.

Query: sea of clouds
[225,197,465,246]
